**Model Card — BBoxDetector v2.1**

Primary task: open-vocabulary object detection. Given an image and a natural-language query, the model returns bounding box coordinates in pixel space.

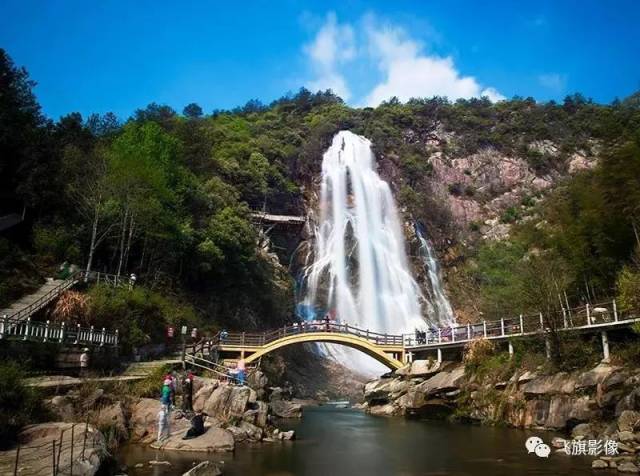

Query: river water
[116,407,592,476]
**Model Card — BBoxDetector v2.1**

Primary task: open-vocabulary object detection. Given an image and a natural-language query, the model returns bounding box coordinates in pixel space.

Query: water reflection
[116,407,592,476]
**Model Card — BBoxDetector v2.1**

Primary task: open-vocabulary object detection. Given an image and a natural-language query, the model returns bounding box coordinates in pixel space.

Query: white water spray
[415,224,456,326]
[301,131,428,372]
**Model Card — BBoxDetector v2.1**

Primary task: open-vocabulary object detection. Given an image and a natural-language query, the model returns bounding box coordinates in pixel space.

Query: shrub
[463,338,496,369]
[52,290,89,323]
[521,195,535,207]
[87,284,199,354]
[612,341,640,366]
[0,362,49,448]
[617,263,640,313]
[130,363,174,399]
[555,334,601,371]
[500,207,521,224]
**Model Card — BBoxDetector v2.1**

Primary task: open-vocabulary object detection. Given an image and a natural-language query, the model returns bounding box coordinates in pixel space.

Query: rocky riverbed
[0,369,303,475]
[364,359,640,472]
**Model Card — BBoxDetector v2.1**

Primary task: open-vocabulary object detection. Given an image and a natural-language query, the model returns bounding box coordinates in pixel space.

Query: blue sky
[1,0,639,120]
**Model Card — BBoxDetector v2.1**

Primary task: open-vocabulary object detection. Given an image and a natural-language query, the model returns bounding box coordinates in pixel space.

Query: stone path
[0,277,72,320]
[25,375,146,389]
[122,359,183,377]
[25,359,183,389]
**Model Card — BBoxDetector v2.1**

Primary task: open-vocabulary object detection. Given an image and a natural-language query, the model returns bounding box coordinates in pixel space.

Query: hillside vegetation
[2,48,640,343]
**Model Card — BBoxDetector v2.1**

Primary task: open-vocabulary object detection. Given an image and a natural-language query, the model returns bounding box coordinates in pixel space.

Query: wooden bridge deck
[250,212,305,225]
[192,322,406,369]
[405,301,639,359]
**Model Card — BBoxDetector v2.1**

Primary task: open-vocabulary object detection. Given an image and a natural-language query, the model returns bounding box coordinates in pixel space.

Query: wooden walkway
[206,301,639,367]
[405,301,640,362]
[250,212,305,226]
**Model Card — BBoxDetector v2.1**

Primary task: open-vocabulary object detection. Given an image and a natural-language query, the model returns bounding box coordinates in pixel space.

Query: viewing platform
[250,212,306,226]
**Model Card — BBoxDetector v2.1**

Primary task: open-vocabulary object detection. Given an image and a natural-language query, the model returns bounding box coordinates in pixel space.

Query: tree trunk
[123,215,135,273]
[116,208,129,276]
[85,207,100,282]
[139,234,147,270]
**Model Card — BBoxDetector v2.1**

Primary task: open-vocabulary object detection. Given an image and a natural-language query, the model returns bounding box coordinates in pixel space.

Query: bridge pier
[405,351,414,363]
[601,330,610,362]
[508,340,514,358]
[436,348,442,363]
[545,335,551,360]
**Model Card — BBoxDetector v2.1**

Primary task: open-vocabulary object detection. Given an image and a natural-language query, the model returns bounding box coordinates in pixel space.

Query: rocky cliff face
[364,360,640,470]
[371,128,600,321]
[364,360,640,429]
[364,359,640,471]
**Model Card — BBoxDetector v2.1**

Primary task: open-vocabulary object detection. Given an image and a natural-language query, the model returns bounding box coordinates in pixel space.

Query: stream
[115,406,593,475]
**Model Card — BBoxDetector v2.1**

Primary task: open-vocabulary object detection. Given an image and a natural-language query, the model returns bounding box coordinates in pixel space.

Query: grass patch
[0,362,50,449]
[129,364,174,399]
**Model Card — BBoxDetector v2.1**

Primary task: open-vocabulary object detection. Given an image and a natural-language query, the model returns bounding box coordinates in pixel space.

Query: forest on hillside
[2,48,640,352]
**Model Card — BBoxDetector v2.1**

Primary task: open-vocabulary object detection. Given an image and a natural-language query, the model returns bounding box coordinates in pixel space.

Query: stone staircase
[0,277,75,321]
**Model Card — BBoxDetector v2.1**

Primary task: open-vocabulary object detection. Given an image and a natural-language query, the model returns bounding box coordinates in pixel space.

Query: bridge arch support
[238,332,404,370]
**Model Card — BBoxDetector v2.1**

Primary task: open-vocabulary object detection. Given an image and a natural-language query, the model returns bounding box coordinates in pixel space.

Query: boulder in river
[151,426,235,452]
[193,381,220,413]
[129,398,191,443]
[202,385,252,421]
[227,421,264,442]
[270,399,303,418]
[183,460,223,476]
[618,410,640,432]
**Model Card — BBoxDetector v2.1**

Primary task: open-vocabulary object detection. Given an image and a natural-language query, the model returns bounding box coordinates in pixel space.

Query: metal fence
[404,300,639,348]
[214,321,404,347]
[6,272,83,322]
[4,270,135,323]
[0,316,118,347]
[6,421,101,476]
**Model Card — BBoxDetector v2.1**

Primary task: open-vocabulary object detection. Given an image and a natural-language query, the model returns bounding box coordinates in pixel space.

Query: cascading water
[299,130,428,373]
[415,223,456,326]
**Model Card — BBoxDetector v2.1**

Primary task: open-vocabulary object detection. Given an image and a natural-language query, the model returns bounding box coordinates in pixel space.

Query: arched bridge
[189,322,406,370]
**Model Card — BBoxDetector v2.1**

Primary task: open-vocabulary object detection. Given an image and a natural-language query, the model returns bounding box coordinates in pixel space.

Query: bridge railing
[0,315,118,347]
[7,271,84,322]
[404,300,638,348]
[215,321,404,348]
[5,270,135,323]
[84,271,135,288]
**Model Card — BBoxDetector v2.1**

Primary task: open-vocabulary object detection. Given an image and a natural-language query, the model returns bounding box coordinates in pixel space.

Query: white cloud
[538,73,567,93]
[364,20,505,106]
[302,13,504,106]
[303,12,355,101]
[481,87,506,102]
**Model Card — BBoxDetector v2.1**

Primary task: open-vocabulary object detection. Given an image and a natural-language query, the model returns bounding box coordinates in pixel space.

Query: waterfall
[415,223,456,326]
[300,131,427,373]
